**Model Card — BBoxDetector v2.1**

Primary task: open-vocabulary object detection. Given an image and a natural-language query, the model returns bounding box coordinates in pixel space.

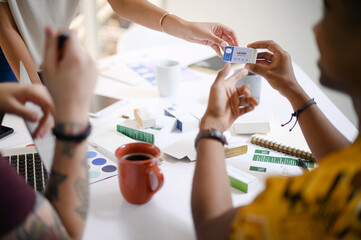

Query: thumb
[214,63,231,84]
[245,63,267,77]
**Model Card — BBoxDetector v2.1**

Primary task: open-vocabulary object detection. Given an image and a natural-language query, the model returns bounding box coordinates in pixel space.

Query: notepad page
[252,118,311,153]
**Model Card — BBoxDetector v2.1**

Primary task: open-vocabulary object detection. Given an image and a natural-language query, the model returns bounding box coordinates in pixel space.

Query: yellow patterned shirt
[231,137,361,240]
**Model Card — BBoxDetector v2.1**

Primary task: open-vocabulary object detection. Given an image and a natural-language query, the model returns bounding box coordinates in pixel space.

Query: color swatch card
[87,146,118,184]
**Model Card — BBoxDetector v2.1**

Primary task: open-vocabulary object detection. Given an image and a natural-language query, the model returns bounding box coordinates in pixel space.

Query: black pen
[298,158,309,172]
[57,32,69,51]
[57,32,69,60]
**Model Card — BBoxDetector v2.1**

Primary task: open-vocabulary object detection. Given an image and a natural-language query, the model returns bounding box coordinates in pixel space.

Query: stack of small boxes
[116,106,200,144]
[117,108,176,144]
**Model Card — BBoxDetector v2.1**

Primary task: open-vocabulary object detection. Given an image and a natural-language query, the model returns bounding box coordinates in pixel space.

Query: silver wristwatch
[195,128,228,148]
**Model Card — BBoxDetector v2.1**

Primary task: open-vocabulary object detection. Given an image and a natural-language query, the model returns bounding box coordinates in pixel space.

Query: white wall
[166,0,357,126]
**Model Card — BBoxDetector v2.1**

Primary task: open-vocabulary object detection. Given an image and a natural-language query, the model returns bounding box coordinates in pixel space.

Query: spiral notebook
[250,118,315,161]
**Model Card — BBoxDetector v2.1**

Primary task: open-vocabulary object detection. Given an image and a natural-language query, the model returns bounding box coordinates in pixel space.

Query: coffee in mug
[123,153,153,161]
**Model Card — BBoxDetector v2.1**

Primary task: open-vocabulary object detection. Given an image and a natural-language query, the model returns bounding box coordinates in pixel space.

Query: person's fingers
[213,35,228,48]
[214,63,231,83]
[220,33,235,47]
[257,52,274,62]
[33,113,54,139]
[247,40,283,54]
[219,25,239,46]
[237,85,259,109]
[208,27,228,48]
[8,99,38,122]
[239,96,249,107]
[238,92,258,115]
[43,27,57,70]
[23,86,55,118]
[245,63,268,76]
[255,60,272,67]
[240,95,259,108]
[239,103,256,116]
[226,68,248,85]
[248,96,259,107]
[211,44,223,58]
[236,84,251,99]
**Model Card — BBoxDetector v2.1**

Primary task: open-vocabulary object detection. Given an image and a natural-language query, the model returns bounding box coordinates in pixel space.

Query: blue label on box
[223,46,234,62]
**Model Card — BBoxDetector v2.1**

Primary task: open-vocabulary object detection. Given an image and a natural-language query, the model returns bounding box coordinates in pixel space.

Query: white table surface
[0,43,358,240]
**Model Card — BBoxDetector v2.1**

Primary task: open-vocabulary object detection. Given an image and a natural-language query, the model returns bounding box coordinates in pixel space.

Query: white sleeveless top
[0,0,80,71]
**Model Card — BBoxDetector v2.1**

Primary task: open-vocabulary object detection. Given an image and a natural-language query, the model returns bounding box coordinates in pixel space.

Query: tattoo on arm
[6,192,70,240]
[74,155,89,220]
[61,142,76,158]
[45,170,67,202]
[74,177,89,220]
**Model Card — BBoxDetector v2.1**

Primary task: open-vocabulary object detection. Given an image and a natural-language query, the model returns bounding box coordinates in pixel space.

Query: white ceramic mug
[155,60,181,97]
[235,72,262,102]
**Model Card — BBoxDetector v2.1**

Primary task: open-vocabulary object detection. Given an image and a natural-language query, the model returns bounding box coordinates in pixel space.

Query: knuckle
[283,51,291,58]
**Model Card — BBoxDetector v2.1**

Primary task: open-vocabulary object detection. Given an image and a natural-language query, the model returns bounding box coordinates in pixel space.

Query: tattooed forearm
[74,177,89,220]
[45,170,67,202]
[5,192,70,240]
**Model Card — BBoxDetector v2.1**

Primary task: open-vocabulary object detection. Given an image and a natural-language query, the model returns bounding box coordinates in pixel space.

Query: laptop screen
[20,62,55,172]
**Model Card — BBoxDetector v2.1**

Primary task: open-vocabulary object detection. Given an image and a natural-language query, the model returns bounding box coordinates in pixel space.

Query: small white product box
[223,46,257,64]
[226,165,258,193]
[164,106,199,132]
[134,108,156,129]
[233,115,271,134]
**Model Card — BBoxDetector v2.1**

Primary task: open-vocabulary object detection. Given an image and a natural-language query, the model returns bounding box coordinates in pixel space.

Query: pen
[57,32,69,60]
[298,158,309,172]
[57,32,69,51]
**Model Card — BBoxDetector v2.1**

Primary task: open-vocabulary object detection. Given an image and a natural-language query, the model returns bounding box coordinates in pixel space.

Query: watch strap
[195,128,228,148]
[53,123,91,142]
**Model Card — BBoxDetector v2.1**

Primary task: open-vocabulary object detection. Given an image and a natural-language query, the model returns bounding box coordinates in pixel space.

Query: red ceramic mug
[115,142,164,204]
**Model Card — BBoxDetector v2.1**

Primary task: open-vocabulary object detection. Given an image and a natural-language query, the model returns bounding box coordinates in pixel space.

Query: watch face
[195,129,227,148]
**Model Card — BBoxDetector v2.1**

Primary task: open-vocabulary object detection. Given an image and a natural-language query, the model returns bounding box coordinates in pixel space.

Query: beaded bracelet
[282,98,316,131]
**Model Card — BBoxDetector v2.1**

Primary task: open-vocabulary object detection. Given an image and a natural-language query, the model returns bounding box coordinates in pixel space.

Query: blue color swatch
[102,165,117,173]
[92,158,107,165]
[88,151,97,158]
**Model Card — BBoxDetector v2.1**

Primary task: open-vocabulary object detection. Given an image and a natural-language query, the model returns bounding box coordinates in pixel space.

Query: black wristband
[282,98,316,131]
[195,128,228,148]
[53,123,91,142]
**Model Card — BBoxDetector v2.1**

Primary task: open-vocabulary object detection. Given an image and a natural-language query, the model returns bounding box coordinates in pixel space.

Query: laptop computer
[0,62,56,192]
[1,146,49,193]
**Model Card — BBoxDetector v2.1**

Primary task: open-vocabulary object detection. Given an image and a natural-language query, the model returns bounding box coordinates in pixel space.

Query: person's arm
[107,0,238,57]
[192,64,258,240]
[0,3,42,84]
[2,191,71,239]
[3,28,97,239]
[245,40,350,161]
